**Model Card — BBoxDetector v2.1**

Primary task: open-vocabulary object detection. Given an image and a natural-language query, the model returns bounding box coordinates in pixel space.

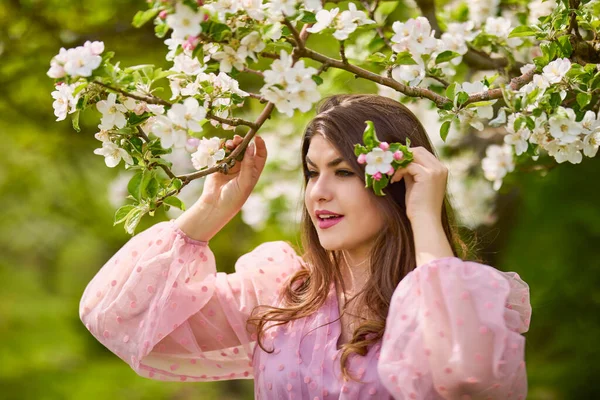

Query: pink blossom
[357,153,367,164]
[387,166,395,175]
[393,150,404,160]
[379,142,390,151]
[372,171,382,181]
[159,10,168,19]
[183,36,199,51]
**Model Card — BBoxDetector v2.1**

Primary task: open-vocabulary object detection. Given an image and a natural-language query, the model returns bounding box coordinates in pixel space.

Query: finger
[411,147,443,170]
[391,161,428,183]
[239,140,257,184]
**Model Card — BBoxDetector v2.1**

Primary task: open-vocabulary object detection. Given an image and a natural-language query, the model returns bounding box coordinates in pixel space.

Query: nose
[307,173,334,204]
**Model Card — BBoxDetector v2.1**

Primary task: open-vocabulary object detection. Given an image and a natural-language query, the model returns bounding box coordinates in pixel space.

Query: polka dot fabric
[80,221,532,399]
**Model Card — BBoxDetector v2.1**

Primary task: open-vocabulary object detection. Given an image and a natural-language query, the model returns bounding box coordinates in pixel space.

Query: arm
[377,258,531,400]
[79,220,304,382]
[410,214,454,268]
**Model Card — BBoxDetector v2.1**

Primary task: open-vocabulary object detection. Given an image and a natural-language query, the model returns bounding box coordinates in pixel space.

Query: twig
[464,68,536,105]
[340,40,348,64]
[359,0,392,48]
[205,112,259,129]
[243,67,264,77]
[93,81,172,107]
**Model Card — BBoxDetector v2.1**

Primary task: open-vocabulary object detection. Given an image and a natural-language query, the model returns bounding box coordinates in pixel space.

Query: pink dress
[80,220,532,399]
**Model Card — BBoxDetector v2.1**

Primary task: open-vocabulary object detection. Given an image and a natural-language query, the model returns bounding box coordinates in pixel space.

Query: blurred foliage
[0,0,598,399]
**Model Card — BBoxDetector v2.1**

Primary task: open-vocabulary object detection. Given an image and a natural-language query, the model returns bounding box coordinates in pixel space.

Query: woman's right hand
[198,134,268,217]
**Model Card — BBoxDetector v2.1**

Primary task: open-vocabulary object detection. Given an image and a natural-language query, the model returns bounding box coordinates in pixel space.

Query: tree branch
[296,46,452,107]
[93,81,172,107]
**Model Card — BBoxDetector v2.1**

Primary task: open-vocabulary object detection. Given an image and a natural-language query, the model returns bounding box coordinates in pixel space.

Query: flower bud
[197,0,204,5]
[183,36,199,51]
[373,172,382,181]
[185,138,201,153]
[387,166,395,175]
[159,10,168,20]
[379,142,389,151]
[357,153,367,164]
[393,150,404,161]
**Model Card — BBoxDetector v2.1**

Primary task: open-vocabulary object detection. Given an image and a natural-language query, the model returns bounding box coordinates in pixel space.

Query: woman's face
[304,134,386,261]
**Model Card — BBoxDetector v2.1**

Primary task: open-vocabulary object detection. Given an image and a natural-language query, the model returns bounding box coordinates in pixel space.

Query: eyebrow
[305,156,346,168]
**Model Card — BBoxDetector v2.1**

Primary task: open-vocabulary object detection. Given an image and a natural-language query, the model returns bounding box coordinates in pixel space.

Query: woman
[80,94,531,399]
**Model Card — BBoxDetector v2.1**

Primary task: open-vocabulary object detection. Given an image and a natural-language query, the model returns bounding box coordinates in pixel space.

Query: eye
[305,170,354,179]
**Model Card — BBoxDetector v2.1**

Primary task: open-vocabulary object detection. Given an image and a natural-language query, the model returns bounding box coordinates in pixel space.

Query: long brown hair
[248,94,476,382]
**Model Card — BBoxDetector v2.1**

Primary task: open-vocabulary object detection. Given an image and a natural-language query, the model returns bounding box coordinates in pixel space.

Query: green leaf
[146,177,159,198]
[456,91,469,105]
[171,178,183,190]
[557,35,573,57]
[71,111,80,132]
[375,1,398,22]
[312,75,324,85]
[133,9,160,28]
[362,120,378,148]
[446,82,457,100]
[367,52,387,63]
[440,120,451,142]
[508,25,538,38]
[114,204,135,225]
[163,196,186,210]
[372,175,388,197]
[395,51,418,65]
[124,206,146,235]
[127,171,144,201]
[435,51,461,64]
[155,22,169,38]
[300,11,317,23]
[577,92,592,108]
[367,36,386,53]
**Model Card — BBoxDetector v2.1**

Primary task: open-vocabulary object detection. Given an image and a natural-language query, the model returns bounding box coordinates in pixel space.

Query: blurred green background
[1,1,599,399]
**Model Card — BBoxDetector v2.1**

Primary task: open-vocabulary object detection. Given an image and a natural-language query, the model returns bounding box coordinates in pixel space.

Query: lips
[317,215,344,229]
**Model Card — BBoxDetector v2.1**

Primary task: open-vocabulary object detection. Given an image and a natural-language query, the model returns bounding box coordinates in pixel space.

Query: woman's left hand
[389,147,448,222]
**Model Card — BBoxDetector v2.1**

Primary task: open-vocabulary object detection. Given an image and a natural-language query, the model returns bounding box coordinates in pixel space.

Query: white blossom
[548,107,580,143]
[484,16,522,47]
[528,0,556,23]
[306,8,339,34]
[504,114,531,155]
[51,83,80,121]
[545,139,583,164]
[211,45,248,73]
[97,93,128,130]
[48,41,104,79]
[191,137,226,170]
[365,148,394,175]
[167,97,207,132]
[583,132,600,157]
[94,129,111,143]
[391,17,439,56]
[171,53,205,75]
[240,31,266,62]
[469,0,500,25]
[203,0,241,23]
[93,141,134,168]
[240,0,266,20]
[166,3,204,39]
[150,115,188,149]
[482,143,514,190]
[542,58,571,84]
[302,0,322,12]
[266,0,298,19]
[581,110,600,134]
[392,61,426,86]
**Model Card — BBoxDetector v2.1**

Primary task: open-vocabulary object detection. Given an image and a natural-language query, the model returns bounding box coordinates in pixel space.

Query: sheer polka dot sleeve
[377,257,532,400]
[79,220,304,382]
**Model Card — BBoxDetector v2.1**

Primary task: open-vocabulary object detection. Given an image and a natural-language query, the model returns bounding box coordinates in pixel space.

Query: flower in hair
[354,121,413,196]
